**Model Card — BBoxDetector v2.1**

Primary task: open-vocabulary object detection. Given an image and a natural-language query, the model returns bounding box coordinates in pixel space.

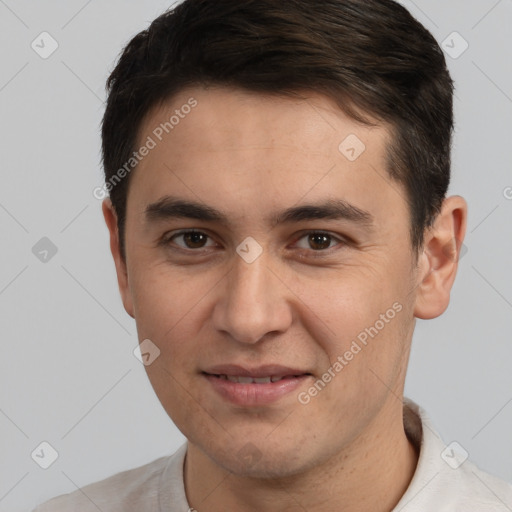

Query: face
[107,86,424,477]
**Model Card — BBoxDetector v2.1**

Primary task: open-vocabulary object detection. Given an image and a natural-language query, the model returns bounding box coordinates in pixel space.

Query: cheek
[129,264,212,429]
[129,261,210,340]
[293,265,411,394]
[291,265,402,346]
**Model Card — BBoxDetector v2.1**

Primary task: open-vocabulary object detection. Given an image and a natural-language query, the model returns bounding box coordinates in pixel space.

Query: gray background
[0,1,511,510]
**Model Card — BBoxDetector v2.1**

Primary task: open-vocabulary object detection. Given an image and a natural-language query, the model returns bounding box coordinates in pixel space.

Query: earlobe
[102,198,135,319]
[413,195,468,320]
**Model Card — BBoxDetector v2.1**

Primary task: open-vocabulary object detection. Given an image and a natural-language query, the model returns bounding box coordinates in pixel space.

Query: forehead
[137,86,388,157]
[128,86,407,232]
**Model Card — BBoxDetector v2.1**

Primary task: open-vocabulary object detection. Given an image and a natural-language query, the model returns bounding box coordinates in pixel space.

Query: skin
[103,85,467,511]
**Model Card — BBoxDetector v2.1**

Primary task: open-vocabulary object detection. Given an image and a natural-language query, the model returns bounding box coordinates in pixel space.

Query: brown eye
[308,233,332,250]
[294,231,340,252]
[182,232,208,248]
[166,230,215,250]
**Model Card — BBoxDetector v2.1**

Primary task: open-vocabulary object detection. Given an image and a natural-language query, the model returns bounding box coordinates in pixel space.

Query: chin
[207,440,319,480]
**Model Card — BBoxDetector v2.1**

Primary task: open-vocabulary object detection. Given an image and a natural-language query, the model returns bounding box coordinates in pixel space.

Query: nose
[212,251,293,345]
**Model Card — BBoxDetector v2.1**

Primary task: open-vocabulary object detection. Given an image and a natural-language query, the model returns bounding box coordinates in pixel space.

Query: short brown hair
[101,0,454,260]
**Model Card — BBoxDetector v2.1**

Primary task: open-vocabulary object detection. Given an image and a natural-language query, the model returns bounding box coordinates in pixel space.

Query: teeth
[253,377,272,384]
[218,375,286,383]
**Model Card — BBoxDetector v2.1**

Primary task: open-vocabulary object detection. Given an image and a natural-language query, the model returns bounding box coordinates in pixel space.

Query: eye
[164,230,216,250]
[161,229,347,255]
[293,231,344,252]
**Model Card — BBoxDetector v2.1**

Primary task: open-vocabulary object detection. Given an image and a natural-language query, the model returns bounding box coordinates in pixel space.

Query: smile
[208,374,303,384]
[202,367,312,406]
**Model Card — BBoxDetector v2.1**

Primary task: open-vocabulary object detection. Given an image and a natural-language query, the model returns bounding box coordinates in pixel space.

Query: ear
[414,195,468,320]
[102,198,135,319]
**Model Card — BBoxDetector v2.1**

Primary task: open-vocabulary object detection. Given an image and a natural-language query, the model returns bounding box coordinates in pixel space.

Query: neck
[184,398,419,512]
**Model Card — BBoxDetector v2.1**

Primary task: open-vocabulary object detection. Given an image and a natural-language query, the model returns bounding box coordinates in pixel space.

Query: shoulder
[447,457,512,511]
[399,398,512,511]
[33,445,187,512]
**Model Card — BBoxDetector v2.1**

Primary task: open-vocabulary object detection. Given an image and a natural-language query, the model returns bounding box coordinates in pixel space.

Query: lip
[202,364,312,406]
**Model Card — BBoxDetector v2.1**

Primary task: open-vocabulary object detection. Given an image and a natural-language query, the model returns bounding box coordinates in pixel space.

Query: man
[35,0,512,510]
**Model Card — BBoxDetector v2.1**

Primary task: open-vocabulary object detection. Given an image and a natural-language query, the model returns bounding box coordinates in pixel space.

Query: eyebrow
[145,196,374,229]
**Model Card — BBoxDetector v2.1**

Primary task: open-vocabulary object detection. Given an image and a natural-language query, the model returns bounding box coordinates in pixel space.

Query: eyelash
[159,229,347,258]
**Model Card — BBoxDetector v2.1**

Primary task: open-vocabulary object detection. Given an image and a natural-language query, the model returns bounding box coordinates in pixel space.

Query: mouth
[201,365,313,406]
[205,374,306,384]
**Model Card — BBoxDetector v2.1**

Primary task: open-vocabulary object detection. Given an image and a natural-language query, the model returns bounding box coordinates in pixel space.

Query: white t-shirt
[33,398,512,511]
